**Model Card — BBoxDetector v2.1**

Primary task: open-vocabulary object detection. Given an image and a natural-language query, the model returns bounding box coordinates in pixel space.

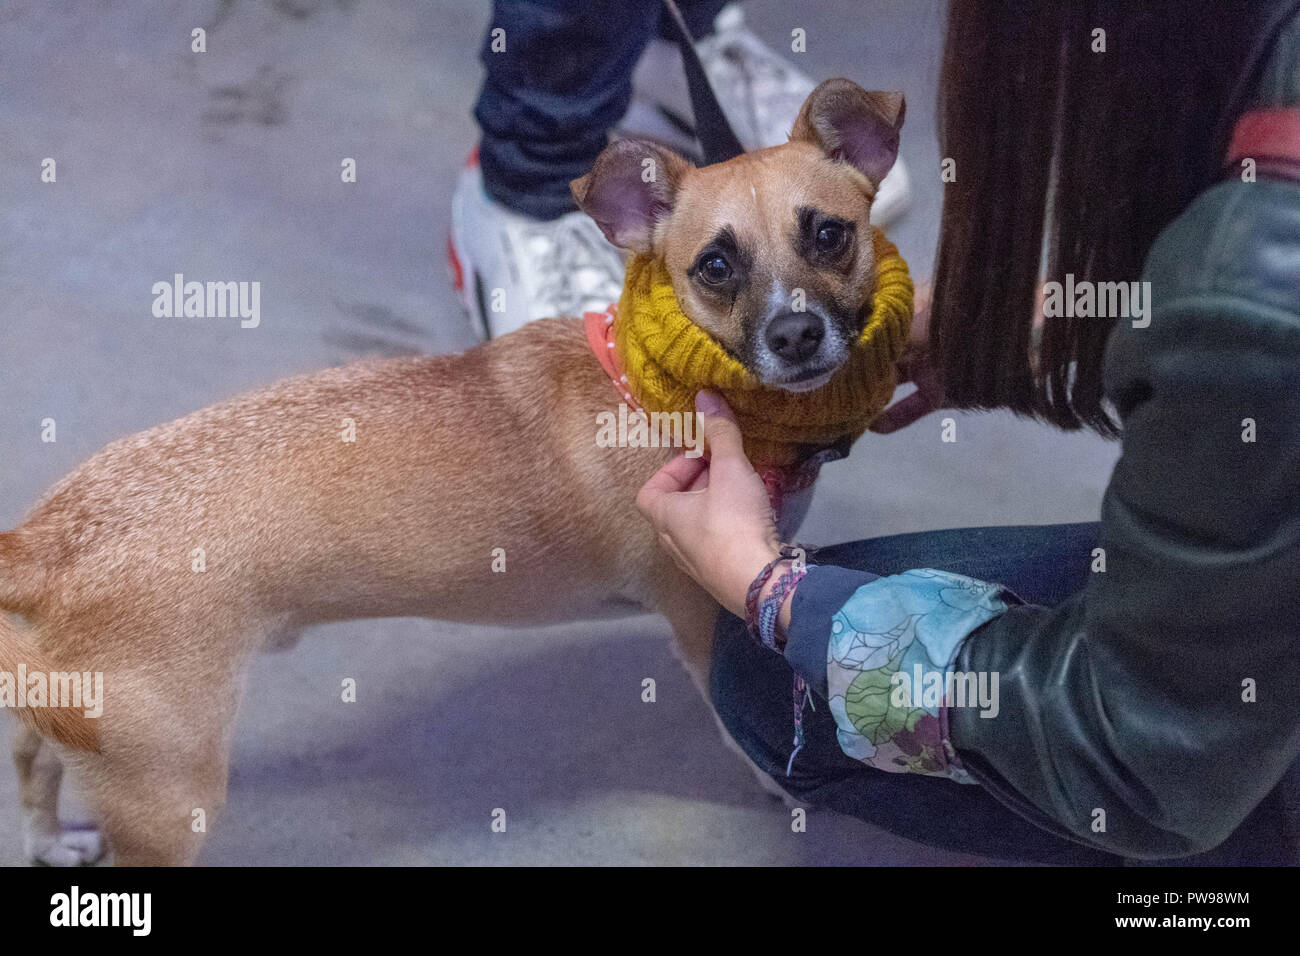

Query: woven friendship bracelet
[744,544,804,642]
[744,556,786,642]
[759,562,811,651]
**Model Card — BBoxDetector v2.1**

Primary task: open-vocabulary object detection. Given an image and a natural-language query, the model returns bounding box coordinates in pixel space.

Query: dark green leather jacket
[951,8,1300,858]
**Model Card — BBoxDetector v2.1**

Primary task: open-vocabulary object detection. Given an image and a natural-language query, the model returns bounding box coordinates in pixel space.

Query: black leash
[659,0,745,164]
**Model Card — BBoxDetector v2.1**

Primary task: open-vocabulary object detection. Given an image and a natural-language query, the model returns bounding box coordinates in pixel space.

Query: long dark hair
[931,0,1283,434]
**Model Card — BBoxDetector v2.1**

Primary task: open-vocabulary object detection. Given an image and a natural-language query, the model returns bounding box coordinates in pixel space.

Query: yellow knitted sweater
[613,227,913,468]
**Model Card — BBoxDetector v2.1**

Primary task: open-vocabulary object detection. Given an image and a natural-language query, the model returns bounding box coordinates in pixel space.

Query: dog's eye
[815,222,847,255]
[697,254,733,285]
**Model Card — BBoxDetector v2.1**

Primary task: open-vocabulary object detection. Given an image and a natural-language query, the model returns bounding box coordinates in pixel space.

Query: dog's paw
[25,826,105,867]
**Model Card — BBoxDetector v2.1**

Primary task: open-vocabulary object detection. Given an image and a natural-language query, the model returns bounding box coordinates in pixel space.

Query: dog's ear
[571,140,691,253]
[791,79,905,188]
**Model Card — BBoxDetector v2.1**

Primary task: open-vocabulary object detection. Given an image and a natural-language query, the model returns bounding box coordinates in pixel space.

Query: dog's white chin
[774,369,835,393]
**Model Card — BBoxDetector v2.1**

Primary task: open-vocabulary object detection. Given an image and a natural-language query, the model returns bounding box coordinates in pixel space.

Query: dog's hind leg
[12,724,103,865]
[86,735,230,867]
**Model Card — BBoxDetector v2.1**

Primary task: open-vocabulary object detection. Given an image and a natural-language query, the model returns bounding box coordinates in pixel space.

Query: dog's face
[573,79,905,391]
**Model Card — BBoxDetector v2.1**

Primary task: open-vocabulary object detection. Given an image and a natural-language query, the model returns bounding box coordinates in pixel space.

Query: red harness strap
[1226,107,1300,182]
[584,305,639,409]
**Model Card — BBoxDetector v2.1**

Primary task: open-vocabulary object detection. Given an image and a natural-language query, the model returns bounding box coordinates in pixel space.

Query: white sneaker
[624,3,911,226]
[448,153,627,340]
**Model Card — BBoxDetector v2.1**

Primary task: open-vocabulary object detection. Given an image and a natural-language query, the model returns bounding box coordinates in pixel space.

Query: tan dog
[0,79,904,865]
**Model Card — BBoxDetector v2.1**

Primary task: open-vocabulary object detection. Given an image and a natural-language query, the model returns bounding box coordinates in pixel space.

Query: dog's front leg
[653,564,800,805]
[653,570,721,700]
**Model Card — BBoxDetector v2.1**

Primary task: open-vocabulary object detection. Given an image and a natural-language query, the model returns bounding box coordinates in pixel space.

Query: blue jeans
[709,523,1299,865]
[473,0,728,219]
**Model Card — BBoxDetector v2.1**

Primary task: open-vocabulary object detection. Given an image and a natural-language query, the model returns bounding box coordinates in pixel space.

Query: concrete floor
[0,0,1118,865]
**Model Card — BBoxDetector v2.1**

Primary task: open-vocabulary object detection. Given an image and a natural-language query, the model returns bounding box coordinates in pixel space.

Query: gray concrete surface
[0,0,1118,865]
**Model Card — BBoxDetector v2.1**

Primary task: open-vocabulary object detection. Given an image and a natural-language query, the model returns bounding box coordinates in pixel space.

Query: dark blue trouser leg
[710,521,1297,865]
[473,0,728,219]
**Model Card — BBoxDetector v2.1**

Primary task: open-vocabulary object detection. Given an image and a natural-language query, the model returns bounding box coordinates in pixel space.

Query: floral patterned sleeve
[783,566,1019,782]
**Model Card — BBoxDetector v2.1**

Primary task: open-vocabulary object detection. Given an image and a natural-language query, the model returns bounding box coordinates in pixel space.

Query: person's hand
[870,282,947,434]
[636,391,781,619]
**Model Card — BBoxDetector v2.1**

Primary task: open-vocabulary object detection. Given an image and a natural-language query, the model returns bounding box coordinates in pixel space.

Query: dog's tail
[0,533,102,753]
[0,532,36,614]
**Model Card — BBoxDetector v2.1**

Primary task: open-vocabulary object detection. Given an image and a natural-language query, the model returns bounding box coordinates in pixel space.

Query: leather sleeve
[951,177,1300,858]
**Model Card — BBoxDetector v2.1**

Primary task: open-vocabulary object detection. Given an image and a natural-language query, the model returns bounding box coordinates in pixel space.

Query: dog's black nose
[764,312,825,364]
